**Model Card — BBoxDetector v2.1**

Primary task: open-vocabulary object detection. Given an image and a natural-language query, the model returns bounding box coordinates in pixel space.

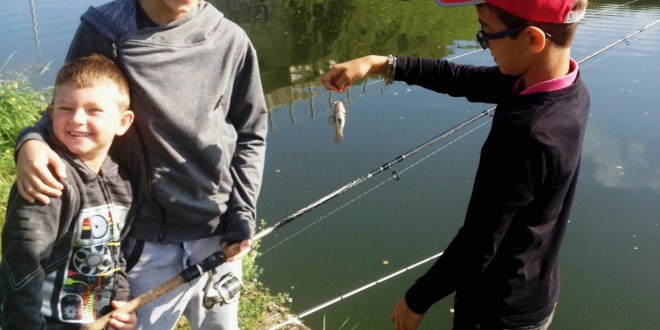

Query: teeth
[70,132,91,137]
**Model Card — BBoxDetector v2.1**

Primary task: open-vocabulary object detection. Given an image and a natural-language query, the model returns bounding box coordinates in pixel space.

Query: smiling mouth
[69,131,92,137]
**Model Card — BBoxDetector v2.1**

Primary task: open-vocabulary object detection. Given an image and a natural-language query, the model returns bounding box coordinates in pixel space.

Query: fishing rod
[268,251,445,330]
[82,17,660,330]
[264,15,660,250]
[82,89,495,330]
[263,17,660,329]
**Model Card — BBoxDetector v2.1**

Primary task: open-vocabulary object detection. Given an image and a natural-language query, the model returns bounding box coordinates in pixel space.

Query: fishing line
[580,18,660,69]
[259,119,491,255]
[264,15,660,251]
[261,16,660,329]
[262,16,660,256]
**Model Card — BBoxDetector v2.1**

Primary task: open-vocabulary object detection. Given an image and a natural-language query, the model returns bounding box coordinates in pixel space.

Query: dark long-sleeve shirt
[396,56,589,327]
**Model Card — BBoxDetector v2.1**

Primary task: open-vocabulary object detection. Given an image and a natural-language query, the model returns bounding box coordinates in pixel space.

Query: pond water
[1,1,659,329]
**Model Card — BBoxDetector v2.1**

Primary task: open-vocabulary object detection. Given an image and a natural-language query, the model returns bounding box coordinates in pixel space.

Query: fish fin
[328,115,336,125]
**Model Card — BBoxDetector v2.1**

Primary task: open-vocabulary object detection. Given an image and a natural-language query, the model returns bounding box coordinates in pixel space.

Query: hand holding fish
[320,55,389,93]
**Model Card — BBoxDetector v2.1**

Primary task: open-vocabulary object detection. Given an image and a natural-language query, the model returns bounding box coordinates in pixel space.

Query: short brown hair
[479,0,588,47]
[52,54,130,111]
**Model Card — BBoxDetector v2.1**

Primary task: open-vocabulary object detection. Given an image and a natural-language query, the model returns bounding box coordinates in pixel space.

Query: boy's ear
[115,110,135,136]
[47,104,54,116]
[524,26,547,53]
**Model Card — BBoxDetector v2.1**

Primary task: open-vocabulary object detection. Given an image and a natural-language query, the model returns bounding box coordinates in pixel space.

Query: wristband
[385,54,397,86]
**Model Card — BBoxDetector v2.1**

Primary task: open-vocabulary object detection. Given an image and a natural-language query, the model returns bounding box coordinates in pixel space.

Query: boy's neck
[522,47,572,88]
[138,0,200,26]
[81,156,105,175]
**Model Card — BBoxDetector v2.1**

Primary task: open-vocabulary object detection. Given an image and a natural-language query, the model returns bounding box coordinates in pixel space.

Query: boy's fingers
[48,151,68,180]
[108,301,137,330]
[16,180,36,204]
[35,166,64,193]
[32,191,52,205]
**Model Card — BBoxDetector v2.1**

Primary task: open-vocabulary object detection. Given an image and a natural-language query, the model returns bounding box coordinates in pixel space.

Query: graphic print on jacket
[42,204,130,322]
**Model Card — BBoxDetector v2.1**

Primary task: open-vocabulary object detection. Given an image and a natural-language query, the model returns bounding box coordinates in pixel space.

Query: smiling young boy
[320,0,589,329]
[0,54,136,329]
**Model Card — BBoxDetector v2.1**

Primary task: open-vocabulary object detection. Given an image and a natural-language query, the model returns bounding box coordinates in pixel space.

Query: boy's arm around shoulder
[0,178,74,328]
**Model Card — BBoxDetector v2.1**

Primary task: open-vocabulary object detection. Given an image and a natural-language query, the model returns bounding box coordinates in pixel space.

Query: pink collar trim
[515,58,579,95]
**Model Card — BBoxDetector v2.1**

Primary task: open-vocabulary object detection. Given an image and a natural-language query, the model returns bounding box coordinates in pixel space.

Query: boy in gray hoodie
[13,0,268,329]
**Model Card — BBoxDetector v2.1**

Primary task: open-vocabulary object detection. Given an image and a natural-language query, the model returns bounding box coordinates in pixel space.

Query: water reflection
[210,0,480,112]
[585,126,660,190]
[28,0,42,62]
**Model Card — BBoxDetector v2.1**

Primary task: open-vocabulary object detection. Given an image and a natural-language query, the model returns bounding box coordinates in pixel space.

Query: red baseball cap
[435,0,585,24]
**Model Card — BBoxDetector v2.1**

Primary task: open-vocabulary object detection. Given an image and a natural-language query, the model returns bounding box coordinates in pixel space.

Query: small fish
[328,101,347,144]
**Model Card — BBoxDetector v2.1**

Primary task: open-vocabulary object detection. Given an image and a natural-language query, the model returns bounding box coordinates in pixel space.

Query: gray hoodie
[18,0,268,244]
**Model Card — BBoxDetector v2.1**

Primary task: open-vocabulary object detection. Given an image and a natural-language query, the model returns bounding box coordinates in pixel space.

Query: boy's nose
[71,108,88,123]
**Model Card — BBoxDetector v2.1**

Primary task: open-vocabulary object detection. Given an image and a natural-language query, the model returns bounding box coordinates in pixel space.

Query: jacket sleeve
[0,185,64,329]
[222,36,268,244]
[396,56,518,104]
[404,131,549,314]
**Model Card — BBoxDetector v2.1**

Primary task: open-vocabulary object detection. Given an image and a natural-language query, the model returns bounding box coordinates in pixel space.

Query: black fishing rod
[256,16,660,242]
[83,17,660,330]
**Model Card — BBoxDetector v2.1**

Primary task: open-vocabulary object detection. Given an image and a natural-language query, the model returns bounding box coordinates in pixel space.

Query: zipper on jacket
[55,178,77,246]
[112,43,118,58]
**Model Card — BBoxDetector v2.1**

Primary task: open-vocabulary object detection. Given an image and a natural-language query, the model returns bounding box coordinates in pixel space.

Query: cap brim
[435,0,485,7]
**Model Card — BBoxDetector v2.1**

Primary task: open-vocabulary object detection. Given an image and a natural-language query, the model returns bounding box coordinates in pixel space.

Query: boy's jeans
[127,235,241,330]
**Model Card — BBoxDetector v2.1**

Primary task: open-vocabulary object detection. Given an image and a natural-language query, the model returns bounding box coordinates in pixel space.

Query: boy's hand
[221,239,252,262]
[16,140,66,204]
[107,301,137,330]
[320,55,389,93]
[391,297,423,330]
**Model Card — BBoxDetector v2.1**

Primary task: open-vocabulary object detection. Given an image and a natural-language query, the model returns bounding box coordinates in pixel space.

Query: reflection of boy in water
[0,54,136,329]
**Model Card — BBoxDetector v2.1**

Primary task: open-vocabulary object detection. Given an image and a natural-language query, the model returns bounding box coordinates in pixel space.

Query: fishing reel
[203,270,243,309]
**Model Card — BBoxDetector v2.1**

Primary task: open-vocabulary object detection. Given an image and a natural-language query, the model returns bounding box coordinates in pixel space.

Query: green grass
[0,59,297,329]
[0,55,50,241]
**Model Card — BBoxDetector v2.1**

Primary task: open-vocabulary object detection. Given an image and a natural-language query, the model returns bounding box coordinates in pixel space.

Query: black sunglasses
[475,26,526,50]
[476,26,553,50]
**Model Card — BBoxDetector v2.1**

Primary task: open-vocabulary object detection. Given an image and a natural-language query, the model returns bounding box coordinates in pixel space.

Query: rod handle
[81,274,186,330]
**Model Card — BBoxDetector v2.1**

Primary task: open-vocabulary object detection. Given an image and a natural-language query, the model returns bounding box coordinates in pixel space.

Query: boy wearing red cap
[320,0,589,329]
